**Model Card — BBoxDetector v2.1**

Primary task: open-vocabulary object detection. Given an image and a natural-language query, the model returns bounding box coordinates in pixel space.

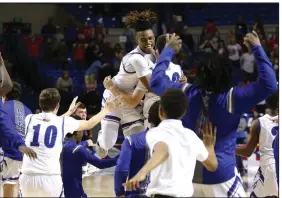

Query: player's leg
[260,164,278,197]
[203,168,246,197]
[2,158,22,197]
[192,183,205,197]
[96,90,122,157]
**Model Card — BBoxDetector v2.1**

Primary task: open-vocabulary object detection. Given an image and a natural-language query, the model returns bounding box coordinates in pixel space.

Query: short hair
[148,100,161,127]
[265,91,279,110]
[156,34,167,54]
[77,103,86,109]
[6,81,22,101]
[160,88,188,119]
[39,88,61,112]
[125,10,157,32]
[195,54,233,93]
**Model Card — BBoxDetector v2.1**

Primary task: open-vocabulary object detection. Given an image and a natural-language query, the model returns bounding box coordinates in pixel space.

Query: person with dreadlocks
[236,91,279,197]
[96,10,157,158]
[103,33,186,130]
[149,32,277,197]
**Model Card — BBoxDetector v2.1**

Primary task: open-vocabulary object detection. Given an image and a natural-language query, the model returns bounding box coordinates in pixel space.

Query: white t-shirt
[146,119,209,197]
[240,52,255,73]
[112,46,156,93]
[22,112,80,175]
[227,44,241,61]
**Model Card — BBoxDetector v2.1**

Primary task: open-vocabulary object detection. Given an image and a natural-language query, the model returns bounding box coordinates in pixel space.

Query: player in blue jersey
[149,32,277,197]
[62,115,118,198]
[114,100,161,197]
[1,82,32,197]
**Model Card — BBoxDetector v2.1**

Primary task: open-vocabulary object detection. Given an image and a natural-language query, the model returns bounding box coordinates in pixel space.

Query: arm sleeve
[77,146,117,169]
[227,45,278,114]
[63,116,81,135]
[150,47,188,96]
[131,55,151,78]
[0,112,25,149]
[114,139,132,196]
[79,140,88,148]
[146,129,169,155]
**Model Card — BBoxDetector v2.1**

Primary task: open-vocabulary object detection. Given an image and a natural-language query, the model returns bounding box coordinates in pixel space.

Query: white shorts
[102,89,144,133]
[250,164,278,197]
[193,168,246,197]
[19,174,64,197]
[2,157,22,184]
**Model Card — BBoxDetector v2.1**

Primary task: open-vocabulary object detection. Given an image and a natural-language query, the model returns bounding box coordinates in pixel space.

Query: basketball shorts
[250,164,278,197]
[102,89,144,133]
[19,174,64,197]
[193,167,246,197]
[2,157,22,184]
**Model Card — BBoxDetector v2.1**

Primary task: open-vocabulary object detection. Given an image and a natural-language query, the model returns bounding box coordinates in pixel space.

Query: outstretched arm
[150,47,189,96]
[227,33,278,114]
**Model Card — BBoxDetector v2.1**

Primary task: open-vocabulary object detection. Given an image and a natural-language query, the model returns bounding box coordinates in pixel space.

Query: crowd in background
[0,10,279,154]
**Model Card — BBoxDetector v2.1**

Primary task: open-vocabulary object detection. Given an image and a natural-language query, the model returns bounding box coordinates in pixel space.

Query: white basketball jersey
[112,46,156,93]
[22,112,80,175]
[139,62,183,119]
[258,114,278,166]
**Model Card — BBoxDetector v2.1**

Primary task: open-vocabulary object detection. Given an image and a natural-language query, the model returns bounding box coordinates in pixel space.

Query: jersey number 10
[30,124,58,148]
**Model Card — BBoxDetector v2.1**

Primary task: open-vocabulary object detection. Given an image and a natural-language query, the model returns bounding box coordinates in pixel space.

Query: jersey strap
[122,52,147,74]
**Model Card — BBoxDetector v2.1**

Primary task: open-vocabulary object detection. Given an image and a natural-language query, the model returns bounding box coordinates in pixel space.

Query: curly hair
[125,10,157,31]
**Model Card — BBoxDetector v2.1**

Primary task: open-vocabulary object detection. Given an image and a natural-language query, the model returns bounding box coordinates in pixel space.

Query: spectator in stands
[41,18,57,38]
[123,27,135,53]
[168,15,183,35]
[85,39,102,67]
[180,26,195,52]
[217,39,228,57]
[42,37,55,64]
[55,39,69,70]
[204,18,217,36]
[64,18,77,52]
[199,33,217,53]
[113,43,125,72]
[235,16,247,42]
[79,80,102,116]
[227,36,242,68]
[26,35,43,59]
[253,14,265,39]
[56,70,73,93]
[240,45,255,82]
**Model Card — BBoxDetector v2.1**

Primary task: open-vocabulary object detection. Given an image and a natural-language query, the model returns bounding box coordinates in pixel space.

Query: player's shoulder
[129,130,148,143]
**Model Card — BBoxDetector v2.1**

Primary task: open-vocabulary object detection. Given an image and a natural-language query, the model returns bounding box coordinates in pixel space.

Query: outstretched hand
[165,33,182,54]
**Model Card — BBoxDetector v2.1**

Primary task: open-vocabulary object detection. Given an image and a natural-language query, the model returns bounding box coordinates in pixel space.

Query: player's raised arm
[227,31,278,114]
[76,97,122,131]
[0,53,13,96]
[61,96,81,117]
[150,34,189,96]
[103,76,146,108]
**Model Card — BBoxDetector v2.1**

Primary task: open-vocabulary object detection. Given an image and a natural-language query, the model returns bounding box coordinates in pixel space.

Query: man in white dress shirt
[123,88,218,197]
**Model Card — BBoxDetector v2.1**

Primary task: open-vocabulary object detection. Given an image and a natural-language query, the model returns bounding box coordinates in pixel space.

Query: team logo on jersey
[271,126,279,136]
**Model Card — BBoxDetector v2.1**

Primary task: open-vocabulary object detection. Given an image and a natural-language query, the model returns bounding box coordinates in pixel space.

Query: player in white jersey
[99,34,187,157]
[236,91,279,197]
[19,88,120,197]
[96,10,158,156]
